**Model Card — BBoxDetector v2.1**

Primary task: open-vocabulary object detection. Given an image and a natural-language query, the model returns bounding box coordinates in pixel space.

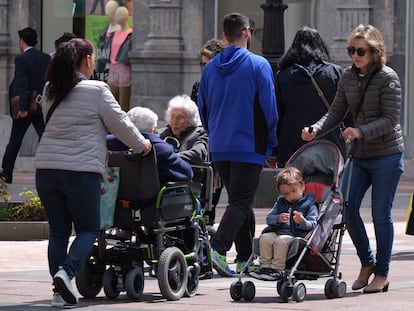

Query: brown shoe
[363,276,390,293]
[352,264,375,290]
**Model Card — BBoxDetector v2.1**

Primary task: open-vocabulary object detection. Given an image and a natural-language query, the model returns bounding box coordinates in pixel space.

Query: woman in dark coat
[270,26,348,168]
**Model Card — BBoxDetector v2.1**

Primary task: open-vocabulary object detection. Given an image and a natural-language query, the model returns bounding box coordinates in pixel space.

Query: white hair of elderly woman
[127,106,159,132]
[165,94,201,127]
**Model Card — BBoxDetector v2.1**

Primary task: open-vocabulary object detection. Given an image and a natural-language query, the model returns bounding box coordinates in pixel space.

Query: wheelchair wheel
[103,268,121,299]
[230,280,242,301]
[185,263,200,297]
[157,247,188,301]
[125,265,144,301]
[241,280,256,301]
[75,246,104,298]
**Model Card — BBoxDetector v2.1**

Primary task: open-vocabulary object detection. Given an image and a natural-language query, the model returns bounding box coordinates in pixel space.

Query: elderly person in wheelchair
[159,94,209,177]
[107,106,194,185]
[159,94,209,195]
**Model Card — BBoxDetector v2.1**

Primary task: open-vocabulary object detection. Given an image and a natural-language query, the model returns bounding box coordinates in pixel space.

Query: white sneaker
[53,268,79,305]
[51,292,74,308]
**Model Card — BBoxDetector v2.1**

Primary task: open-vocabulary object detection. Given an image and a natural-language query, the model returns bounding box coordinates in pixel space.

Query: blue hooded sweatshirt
[198,46,278,165]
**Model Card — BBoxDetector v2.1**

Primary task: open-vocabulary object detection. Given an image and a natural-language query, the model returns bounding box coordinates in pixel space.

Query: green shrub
[0,177,10,203]
[0,183,46,221]
[11,189,47,221]
[0,203,12,219]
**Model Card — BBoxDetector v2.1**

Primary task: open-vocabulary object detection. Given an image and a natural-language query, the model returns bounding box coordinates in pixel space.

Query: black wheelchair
[75,150,212,301]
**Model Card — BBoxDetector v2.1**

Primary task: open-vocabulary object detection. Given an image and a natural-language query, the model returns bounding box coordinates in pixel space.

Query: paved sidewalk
[0,173,413,310]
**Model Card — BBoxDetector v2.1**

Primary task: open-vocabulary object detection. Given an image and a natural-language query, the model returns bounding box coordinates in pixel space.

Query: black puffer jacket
[313,64,404,158]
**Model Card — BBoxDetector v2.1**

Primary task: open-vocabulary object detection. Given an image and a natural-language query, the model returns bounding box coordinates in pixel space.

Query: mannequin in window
[95,0,120,82]
[107,6,132,111]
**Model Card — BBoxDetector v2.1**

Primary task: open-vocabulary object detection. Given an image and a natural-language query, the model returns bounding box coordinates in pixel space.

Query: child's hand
[278,213,289,223]
[293,210,304,224]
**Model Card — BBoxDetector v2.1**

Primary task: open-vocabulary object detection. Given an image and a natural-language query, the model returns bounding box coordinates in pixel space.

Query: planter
[0,221,49,241]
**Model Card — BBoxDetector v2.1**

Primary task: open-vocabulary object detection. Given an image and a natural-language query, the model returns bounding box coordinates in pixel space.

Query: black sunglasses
[347,47,368,57]
[241,27,254,35]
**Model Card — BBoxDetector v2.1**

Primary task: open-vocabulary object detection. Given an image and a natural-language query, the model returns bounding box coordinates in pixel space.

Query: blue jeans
[36,169,100,278]
[341,153,403,277]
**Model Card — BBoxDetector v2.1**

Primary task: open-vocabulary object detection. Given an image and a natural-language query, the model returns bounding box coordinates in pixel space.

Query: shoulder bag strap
[309,74,331,111]
[309,73,346,132]
[45,100,60,125]
[354,67,380,118]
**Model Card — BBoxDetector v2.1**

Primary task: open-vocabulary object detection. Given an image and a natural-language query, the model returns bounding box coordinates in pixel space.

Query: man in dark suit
[0,27,51,183]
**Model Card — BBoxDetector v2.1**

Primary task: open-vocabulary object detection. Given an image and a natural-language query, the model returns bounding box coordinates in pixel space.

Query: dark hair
[45,38,94,103]
[54,32,77,49]
[278,26,330,70]
[223,13,250,43]
[18,27,38,47]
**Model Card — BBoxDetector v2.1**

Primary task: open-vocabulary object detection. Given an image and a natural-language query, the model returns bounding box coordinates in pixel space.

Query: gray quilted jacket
[312,64,404,158]
[35,80,148,176]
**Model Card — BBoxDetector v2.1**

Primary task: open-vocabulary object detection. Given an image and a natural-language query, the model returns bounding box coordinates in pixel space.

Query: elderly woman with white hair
[106,106,193,185]
[159,94,209,174]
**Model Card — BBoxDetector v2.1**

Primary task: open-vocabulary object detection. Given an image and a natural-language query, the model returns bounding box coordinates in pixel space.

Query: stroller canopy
[286,140,344,188]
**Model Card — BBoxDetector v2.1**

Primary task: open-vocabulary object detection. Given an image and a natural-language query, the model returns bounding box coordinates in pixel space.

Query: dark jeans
[36,169,101,278]
[1,111,44,182]
[211,161,262,261]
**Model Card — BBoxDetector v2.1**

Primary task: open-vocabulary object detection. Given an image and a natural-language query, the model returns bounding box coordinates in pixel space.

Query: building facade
[0,0,413,178]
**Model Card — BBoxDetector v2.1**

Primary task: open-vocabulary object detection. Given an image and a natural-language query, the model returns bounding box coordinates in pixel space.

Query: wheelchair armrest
[165,180,193,187]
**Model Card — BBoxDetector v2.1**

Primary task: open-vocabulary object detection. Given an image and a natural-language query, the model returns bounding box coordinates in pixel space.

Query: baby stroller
[229,139,347,303]
[75,149,212,301]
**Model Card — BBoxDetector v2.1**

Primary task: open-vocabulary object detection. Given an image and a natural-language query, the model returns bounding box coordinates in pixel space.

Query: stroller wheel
[103,268,121,299]
[125,265,144,301]
[230,280,243,301]
[332,280,347,298]
[279,280,293,303]
[185,263,200,297]
[276,280,283,296]
[157,247,188,301]
[75,246,104,298]
[292,282,306,302]
[241,281,256,302]
[324,279,336,299]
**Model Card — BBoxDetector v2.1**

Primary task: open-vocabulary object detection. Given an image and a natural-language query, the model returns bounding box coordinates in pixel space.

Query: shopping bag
[100,166,120,229]
[406,192,414,235]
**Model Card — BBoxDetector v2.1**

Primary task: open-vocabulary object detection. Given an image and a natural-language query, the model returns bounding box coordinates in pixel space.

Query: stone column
[330,0,371,67]
[0,0,9,115]
[130,0,182,121]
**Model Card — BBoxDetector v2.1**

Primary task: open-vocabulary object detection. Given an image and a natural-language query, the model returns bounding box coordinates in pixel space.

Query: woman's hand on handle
[301,127,317,141]
[141,139,152,156]
[341,127,361,144]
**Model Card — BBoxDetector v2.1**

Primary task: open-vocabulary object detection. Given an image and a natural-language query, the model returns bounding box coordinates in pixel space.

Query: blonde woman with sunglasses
[302,24,404,294]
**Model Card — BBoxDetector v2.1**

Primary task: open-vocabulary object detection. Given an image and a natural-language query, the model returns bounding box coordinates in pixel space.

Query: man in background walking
[0,27,50,183]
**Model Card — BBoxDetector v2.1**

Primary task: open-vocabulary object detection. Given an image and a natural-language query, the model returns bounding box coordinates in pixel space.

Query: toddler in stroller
[250,167,318,281]
[229,139,346,303]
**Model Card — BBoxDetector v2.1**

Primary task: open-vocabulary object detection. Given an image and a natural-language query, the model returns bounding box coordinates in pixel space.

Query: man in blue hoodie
[198,13,278,276]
